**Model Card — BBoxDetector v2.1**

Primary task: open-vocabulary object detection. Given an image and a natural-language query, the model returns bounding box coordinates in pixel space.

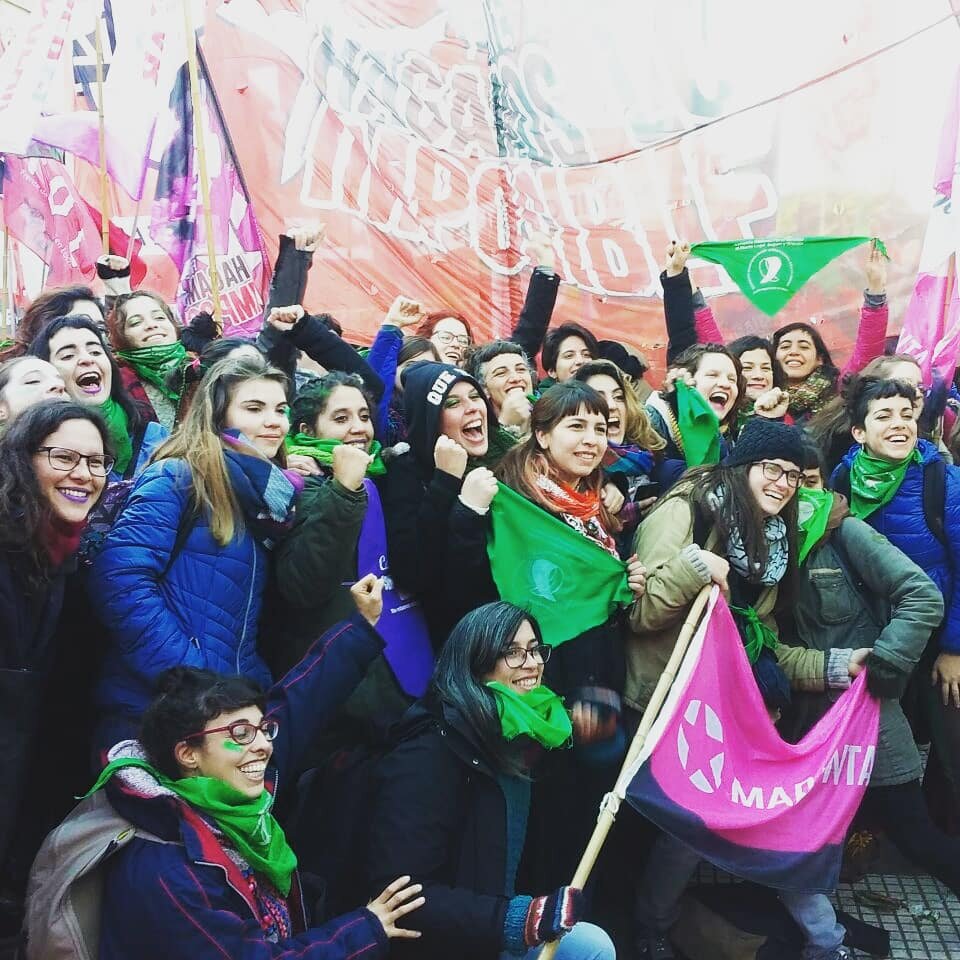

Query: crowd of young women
[1,234,959,960]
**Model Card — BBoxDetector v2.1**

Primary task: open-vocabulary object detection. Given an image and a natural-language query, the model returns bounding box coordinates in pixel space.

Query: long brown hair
[150,355,288,546]
[107,290,181,351]
[496,381,620,532]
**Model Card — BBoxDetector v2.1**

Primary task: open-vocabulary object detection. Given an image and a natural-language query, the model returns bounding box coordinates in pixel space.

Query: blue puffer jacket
[90,458,273,721]
[831,439,960,652]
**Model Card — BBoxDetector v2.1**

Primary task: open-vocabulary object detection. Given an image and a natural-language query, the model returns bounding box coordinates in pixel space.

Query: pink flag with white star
[623,589,879,893]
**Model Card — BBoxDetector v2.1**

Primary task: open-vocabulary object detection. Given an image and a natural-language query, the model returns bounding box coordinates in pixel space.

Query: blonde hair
[150,354,288,545]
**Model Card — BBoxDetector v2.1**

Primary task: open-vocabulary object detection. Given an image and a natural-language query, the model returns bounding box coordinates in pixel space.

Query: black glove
[96,257,131,281]
[180,311,219,354]
[865,651,910,700]
[523,886,583,946]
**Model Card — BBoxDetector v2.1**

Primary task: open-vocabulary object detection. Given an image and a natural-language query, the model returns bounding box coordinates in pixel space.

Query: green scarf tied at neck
[486,681,573,749]
[675,380,721,467]
[729,604,778,665]
[97,396,132,476]
[848,447,922,521]
[116,341,188,401]
[88,756,297,895]
[283,434,387,476]
[796,487,833,565]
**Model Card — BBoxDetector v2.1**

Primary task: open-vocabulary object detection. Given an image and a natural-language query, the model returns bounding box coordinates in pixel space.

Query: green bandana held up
[115,342,188,401]
[486,681,573,749]
[796,487,833,565]
[88,756,297,895]
[691,237,887,317]
[283,434,387,476]
[675,380,720,467]
[729,604,778,664]
[848,447,922,521]
[97,396,133,475]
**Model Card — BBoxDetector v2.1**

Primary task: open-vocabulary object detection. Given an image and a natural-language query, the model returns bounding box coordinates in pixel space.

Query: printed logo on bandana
[677,699,725,794]
[530,558,564,602]
[746,248,794,294]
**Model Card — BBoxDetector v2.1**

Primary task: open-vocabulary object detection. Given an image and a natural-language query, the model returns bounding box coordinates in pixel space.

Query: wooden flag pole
[182,0,222,330]
[1,227,8,342]
[94,4,109,255]
[539,585,713,960]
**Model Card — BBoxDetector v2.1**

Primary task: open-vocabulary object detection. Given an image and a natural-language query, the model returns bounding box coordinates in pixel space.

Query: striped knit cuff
[681,544,711,585]
[826,648,853,689]
[692,288,706,309]
[502,895,533,954]
[863,290,887,308]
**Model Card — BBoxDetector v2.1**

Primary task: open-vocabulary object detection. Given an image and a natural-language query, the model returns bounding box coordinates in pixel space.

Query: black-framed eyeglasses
[36,446,115,477]
[183,718,280,746]
[500,643,552,668]
[759,461,801,489]
[433,330,470,347]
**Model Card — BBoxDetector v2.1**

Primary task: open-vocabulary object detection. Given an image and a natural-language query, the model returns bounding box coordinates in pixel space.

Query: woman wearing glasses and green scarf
[367,601,614,960]
[69,577,427,960]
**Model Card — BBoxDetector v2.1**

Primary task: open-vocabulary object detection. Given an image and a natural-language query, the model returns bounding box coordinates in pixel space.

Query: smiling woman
[0,402,110,915]
[88,354,304,752]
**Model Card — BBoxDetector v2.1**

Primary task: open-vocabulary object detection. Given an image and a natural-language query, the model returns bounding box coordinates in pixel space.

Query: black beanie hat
[401,361,496,475]
[597,340,647,381]
[721,417,806,469]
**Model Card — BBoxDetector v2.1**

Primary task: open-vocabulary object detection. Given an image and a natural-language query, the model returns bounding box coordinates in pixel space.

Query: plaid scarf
[221,431,303,547]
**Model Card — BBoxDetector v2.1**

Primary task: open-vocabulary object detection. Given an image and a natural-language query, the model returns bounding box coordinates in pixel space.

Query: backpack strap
[923,456,947,548]
[161,505,200,577]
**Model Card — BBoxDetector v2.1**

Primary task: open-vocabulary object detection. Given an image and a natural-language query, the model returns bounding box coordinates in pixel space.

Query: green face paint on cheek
[222,739,244,753]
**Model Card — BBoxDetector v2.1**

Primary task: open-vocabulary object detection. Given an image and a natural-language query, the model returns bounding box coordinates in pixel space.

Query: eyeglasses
[433,330,470,347]
[183,718,280,746]
[501,643,552,668]
[36,446,115,477]
[758,461,801,489]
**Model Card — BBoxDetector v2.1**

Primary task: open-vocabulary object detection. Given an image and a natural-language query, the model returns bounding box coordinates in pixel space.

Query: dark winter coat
[366,697,522,960]
[99,614,387,960]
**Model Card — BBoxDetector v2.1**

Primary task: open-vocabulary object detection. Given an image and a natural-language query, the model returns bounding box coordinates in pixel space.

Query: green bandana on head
[691,237,887,316]
[88,756,298,895]
[796,487,833,565]
[283,434,386,476]
[848,447,921,521]
[97,396,132,476]
[116,342,188,401]
[675,380,721,467]
[486,681,573,749]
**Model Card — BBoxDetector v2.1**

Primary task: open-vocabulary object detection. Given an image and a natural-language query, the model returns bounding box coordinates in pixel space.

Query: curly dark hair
[0,401,111,583]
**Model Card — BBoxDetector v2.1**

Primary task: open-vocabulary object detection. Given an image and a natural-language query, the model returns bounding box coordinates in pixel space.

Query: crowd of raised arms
[2,225,960,960]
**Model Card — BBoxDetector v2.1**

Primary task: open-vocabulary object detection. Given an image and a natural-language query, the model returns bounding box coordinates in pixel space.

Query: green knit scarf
[97,396,133,475]
[116,342,188,401]
[89,756,297,895]
[283,434,386,476]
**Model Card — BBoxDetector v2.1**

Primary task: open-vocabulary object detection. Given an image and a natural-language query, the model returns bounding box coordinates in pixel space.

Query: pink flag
[0,0,78,155]
[1,156,101,287]
[32,0,173,200]
[624,589,880,893]
[896,67,960,384]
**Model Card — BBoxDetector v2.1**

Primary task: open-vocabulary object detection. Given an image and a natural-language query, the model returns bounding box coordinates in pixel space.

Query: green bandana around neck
[848,447,921,521]
[486,681,573,749]
[675,380,721,467]
[691,236,887,316]
[796,487,833,565]
[88,756,297,895]
[729,604,778,664]
[98,396,133,475]
[283,434,386,476]
[116,341,188,401]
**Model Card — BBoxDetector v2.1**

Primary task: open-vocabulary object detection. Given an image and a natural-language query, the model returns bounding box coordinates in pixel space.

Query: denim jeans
[499,922,616,960]
[636,833,844,960]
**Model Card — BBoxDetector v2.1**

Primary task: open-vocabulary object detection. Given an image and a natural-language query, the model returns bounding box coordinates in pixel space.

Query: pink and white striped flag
[896,68,960,384]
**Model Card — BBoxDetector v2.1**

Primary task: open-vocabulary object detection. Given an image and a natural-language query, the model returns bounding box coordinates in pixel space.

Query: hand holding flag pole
[538,585,713,959]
